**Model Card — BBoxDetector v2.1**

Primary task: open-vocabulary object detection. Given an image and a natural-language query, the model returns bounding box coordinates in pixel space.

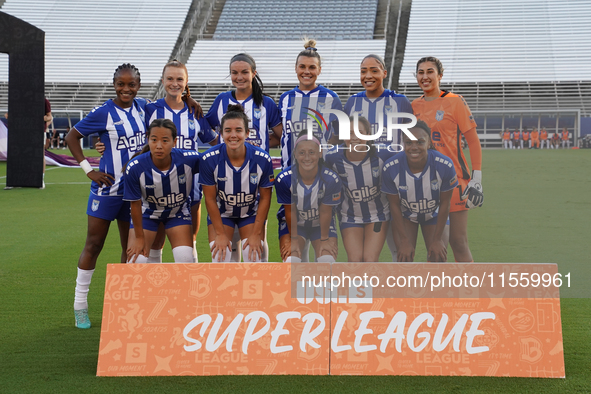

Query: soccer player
[522,128,530,149]
[513,128,521,149]
[561,127,570,149]
[278,39,342,169]
[324,116,392,262]
[124,119,199,264]
[144,59,218,262]
[412,56,483,262]
[65,63,146,329]
[540,127,549,149]
[343,54,414,261]
[283,130,342,262]
[382,121,458,262]
[205,53,281,261]
[502,128,511,149]
[531,127,540,149]
[200,104,274,262]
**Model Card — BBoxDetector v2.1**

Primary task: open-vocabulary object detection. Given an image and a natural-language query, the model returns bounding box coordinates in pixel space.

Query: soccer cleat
[74,309,91,329]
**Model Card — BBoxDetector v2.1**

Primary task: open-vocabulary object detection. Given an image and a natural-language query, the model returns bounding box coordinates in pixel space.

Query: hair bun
[226,103,246,114]
[303,38,317,50]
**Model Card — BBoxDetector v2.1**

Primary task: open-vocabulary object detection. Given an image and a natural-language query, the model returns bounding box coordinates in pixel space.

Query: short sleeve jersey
[73,98,147,196]
[412,91,477,180]
[382,149,458,224]
[291,165,342,228]
[205,91,281,152]
[344,89,413,148]
[278,85,342,169]
[199,143,275,218]
[124,149,200,220]
[146,98,217,149]
[324,147,393,224]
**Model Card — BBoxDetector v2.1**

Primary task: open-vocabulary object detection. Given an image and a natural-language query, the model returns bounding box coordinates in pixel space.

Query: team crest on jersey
[372,167,380,178]
[253,108,261,119]
[385,105,393,113]
[179,174,186,185]
[399,185,408,191]
[317,101,326,111]
[318,189,325,200]
[431,179,439,190]
[188,119,195,130]
[436,110,445,121]
[250,173,259,185]
[139,110,145,123]
[91,199,100,212]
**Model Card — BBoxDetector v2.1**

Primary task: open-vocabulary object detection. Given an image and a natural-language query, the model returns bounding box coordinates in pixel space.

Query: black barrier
[0,12,45,188]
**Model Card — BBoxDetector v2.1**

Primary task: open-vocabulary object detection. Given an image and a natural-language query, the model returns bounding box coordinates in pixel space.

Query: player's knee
[84,236,106,256]
[172,246,194,263]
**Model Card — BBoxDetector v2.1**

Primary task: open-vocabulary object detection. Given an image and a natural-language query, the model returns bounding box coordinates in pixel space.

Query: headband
[295,135,321,147]
[305,47,317,52]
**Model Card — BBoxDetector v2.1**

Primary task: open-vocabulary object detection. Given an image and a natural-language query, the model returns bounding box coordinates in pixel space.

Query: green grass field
[1,148,590,393]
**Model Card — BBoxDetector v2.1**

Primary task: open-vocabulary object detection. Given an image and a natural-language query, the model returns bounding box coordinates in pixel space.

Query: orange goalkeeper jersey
[412,91,477,180]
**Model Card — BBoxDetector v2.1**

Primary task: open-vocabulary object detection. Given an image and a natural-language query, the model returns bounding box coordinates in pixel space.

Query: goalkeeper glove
[460,170,484,208]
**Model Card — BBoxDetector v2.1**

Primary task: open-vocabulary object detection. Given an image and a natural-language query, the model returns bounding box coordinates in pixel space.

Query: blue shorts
[297,218,337,241]
[207,215,257,229]
[87,193,130,222]
[277,207,289,238]
[142,214,192,232]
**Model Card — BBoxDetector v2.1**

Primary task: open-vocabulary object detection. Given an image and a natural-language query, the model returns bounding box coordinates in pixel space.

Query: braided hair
[113,63,141,84]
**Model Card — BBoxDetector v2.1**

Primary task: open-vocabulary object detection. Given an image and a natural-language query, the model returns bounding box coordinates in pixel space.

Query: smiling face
[113,69,140,108]
[296,55,321,91]
[162,66,187,100]
[403,127,430,169]
[222,117,247,150]
[295,140,321,172]
[416,61,442,97]
[360,57,386,98]
[148,126,176,161]
[230,60,255,92]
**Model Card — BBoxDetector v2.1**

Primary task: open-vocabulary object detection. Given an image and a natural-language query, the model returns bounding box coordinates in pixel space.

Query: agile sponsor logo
[218,190,255,207]
[401,198,437,213]
[116,134,145,152]
[146,192,185,206]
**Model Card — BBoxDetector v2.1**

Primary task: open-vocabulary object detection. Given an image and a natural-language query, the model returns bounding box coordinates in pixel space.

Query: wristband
[80,159,93,174]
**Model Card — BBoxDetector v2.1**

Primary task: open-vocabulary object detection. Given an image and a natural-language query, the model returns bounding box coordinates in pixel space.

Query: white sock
[285,256,301,263]
[192,240,198,263]
[317,255,335,263]
[74,268,94,310]
[242,238,261,262]
[147,249,162,263]
[261,223,269,262]
[210,241,232,262]
[230,228,241,262]
[172,246,194,263]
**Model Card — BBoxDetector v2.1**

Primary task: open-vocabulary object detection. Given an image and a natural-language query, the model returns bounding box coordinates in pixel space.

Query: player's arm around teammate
[65,63,146,329]
[124,119,197,264]
[412,57,483,262]
[200,105,274,262]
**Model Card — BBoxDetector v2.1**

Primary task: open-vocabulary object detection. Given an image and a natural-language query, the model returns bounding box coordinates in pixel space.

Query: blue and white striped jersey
[291,165,342,227]
[344,89,413,148]
[324,147,393,224]
[74,98,147,196]
[123,149,200,220]
[199,143,275,218]
[278,85,342,169]
[275,166,292,206]
[146,98,217,149]
[205,91,281,152]
[381,150,458,224]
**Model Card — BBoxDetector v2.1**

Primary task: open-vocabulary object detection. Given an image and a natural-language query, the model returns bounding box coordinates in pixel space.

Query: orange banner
[97,263,564,378]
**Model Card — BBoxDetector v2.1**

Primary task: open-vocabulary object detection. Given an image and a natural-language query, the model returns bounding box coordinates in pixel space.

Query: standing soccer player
[382,121,458,262]
[412,56,483,262]
[145,59,217,262]
[278,39,342,169]
[205,53,281,261]
[324,116,392,262]
[124,119,199,264]
[200,105,274,262]
[65,64,146,329]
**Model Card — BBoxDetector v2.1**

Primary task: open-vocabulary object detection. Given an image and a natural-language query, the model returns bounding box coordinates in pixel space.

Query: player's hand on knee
[460,170,484,209]
[280,238,291,262]
[428,239,447,262]
[397,241,415,262]
[127,237,146,263]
